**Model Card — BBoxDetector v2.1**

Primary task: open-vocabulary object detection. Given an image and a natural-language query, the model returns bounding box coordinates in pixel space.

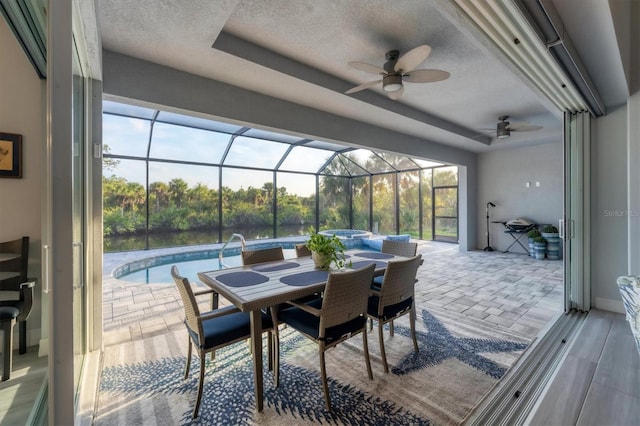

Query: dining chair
[294,243,312,257]
[370,239,419,334]
[241,246,284,265]
[276,263,376,410]
[171,266,278,419]
[372,240,418,289]
[381,239,418,257]
[367,254,422,373]
[241,246,285,356]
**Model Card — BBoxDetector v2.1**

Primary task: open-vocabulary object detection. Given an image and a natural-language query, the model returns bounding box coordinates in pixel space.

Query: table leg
[250,310,263,412]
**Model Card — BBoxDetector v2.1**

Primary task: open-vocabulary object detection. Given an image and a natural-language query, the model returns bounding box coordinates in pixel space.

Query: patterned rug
[94,306,531,425]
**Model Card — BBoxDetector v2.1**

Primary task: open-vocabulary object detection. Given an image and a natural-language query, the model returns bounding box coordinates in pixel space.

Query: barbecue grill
[505,217,536,232]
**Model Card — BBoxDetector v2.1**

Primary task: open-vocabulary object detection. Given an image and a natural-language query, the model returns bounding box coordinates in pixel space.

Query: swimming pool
[113,238,374,284]
[114,244,300,284]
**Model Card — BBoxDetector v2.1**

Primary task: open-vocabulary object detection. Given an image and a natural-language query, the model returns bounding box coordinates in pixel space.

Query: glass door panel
[433,187,458,242]
[72,47,86,397]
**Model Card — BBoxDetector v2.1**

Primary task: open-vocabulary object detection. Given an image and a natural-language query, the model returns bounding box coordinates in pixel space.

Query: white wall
[477,142,563,252]
[592,104,630,310]
[0,18,44,347]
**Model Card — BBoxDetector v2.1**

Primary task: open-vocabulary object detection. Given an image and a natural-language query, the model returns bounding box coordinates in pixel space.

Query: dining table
[197,249,400,412]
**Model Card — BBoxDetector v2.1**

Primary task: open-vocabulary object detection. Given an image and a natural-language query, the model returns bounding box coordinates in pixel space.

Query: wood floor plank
[577,382,640,426]
[527,354,597,426]
[0,348,47,426]
[568,309,612,363]
[592,315,640,398]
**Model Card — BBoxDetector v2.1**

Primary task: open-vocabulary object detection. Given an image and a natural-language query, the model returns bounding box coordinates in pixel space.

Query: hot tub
[318,229,372,239]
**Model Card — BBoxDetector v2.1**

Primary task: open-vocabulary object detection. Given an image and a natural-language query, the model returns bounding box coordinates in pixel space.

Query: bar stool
[0,306,20,381]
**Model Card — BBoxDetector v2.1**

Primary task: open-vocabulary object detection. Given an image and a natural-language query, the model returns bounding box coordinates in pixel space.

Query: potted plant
[306,230,349,270]
[527,229,542,257]
[533,236,546,260]
[541,225,561,260]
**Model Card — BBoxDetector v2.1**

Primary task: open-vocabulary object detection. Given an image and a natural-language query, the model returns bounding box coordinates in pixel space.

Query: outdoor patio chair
[367,254,422,373]
[171,266,279,419]
[241,246,284,265]
[241,245,288,333]
[370,239,419,333]
[294,243,312,257]
[372,240,418,289]
[276,264,375,410]
[381,239,418,257]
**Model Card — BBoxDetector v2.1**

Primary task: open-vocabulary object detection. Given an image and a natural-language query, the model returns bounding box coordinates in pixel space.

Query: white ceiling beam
[212,31,493,146]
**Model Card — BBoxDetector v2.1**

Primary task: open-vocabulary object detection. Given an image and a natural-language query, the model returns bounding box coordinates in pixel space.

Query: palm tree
[168,178,189,206]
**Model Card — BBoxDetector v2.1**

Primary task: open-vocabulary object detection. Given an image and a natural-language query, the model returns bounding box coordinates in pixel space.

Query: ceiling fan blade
[348,61,386,75]
[387,86,404,100]
[403,69,450,83]
[394,45,431,72]
[510,125,543,132]
[345,79,383,94]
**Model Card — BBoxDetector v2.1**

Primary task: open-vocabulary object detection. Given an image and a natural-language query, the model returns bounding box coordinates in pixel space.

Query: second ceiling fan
[345,45,450,100]
[486,116,543,139]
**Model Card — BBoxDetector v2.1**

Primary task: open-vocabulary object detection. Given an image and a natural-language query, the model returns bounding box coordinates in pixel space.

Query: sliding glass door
[72,49,87,398]
[563,111,591,312]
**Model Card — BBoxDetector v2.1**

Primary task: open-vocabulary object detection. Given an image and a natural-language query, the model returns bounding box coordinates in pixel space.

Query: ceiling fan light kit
[383,74,403,92]
[345,44,449,99]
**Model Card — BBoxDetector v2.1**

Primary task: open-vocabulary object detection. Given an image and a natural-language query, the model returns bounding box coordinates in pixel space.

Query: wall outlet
[536,181,541,187]
[525,182,530,188]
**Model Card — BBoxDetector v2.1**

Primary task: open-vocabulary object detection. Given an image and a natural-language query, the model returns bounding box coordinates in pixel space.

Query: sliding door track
[465,310,587,425]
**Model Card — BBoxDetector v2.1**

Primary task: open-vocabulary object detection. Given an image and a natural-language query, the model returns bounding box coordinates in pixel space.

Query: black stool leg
[2,318,16,381]
[19,321,26,354]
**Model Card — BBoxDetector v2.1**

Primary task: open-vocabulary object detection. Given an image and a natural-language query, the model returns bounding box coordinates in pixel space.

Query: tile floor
[102,240,564,347]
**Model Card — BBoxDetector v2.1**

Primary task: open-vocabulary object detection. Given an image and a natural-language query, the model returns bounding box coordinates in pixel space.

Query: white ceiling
[96,0,627,155]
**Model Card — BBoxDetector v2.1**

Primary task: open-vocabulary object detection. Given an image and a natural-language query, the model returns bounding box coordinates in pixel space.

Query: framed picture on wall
[0,132,22,178]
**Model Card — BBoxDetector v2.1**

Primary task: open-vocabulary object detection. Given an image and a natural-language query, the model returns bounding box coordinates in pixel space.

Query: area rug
[94,306,531,425]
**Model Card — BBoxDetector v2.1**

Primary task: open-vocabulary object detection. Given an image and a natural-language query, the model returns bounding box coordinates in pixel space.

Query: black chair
[171,266,279,419]
[0,236,34,380]
[367,254,422,373]
[277,264,376,410]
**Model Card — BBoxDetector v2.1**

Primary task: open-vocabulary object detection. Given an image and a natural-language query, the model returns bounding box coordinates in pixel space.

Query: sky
[103,112,444,197]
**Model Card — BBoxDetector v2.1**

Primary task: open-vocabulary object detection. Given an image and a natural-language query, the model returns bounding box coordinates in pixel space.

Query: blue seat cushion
[187,310,273,350]
[371,275,383,290]
[279,299,366,345]
[367,295,413,321]
[0,306,20,320]
[361,238,383,251]
[385,234,411,242]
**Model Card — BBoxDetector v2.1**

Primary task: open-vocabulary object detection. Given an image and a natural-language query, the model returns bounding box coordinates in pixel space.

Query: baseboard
[595,297,625,314]
[38,337,49,357]
[3,328,43,352]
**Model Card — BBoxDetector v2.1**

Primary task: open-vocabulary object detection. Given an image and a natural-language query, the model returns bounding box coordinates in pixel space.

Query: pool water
[120,249,297,284]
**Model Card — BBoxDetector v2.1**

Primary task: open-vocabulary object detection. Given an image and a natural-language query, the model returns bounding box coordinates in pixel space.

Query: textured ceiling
[96,0,623,154]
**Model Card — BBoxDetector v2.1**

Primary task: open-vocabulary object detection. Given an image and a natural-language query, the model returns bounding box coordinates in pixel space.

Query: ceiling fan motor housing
[497,119,511,139]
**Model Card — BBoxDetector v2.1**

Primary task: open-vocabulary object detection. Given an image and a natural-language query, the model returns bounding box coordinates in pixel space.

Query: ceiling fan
[482,116,544,139]
[344,45,450,100]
